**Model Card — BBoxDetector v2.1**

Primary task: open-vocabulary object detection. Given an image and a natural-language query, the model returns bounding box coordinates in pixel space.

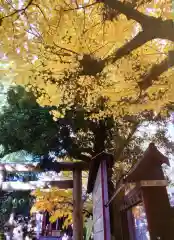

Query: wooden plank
[105,184,125,207]
[1,180,73,191]
[0,164,36,172]
[59,162,89,171]
[0,162,89,172]
[92,160,111,240]
[73,169,83,240]
[139,180,168,187]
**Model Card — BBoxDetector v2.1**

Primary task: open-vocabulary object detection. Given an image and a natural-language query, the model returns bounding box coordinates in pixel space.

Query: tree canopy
[0,0,173,118]
[0,1,174,165]
[0,85,173,180]
[31,187,92,228]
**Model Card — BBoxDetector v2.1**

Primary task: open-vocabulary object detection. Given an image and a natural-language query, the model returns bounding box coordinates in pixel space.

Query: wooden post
[142,186,174,240]
[49,222,52,236]
[127,210,136,240]
[73,169,83,240]
[42,212,46,236]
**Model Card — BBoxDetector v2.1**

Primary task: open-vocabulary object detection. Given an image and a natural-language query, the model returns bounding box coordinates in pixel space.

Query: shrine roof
[124,143,169,182]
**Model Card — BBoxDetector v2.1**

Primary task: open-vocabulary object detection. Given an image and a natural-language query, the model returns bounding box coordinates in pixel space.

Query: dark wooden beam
[58,162,89,171]
[0,162,89,172]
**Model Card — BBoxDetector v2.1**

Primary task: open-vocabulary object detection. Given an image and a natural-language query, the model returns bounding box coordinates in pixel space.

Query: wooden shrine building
[1,143,174,240]
[87,143,174,240]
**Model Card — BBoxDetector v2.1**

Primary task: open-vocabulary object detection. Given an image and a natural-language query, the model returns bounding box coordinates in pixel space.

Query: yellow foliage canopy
[31,188,73,227]
[0,0,173,119]
[31,187,91,228]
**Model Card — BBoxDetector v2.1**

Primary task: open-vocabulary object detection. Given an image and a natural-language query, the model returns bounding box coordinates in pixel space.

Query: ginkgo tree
[0,2,174,234]
[31,188,73,228]
[0,0,173,117]
[31,187,92,228]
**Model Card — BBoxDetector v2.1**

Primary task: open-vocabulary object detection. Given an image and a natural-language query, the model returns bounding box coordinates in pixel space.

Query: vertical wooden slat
[73,169,83,240]
[101,160,111,240]
[56,219,59,230]
[121,211,130,240]
[49,222,52,236]
[0,170,5,188]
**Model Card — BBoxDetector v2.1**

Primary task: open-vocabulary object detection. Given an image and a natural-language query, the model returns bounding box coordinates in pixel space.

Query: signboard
[139,180,168,187]
[92,160,111,240]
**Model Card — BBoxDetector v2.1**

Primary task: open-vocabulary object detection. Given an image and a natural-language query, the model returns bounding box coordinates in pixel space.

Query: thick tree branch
[104,0,152,26]
[103,0,174,63]
[138,51,174,91]
[107,31,151,63]
[101,1,174,95]
[120,52,174,106]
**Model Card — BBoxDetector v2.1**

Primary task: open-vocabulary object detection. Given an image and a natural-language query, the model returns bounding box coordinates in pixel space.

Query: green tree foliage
[0,85,173,179]
[0,85,59,155]
[0,1,173,171]
[0,191,34,230]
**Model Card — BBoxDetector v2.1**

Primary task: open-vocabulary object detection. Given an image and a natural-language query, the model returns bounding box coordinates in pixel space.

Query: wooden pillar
[142,186,174,240]
[73,169,83,240]
[127,209,136,240]
[42,212,46,235]
[121,210,130,240]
